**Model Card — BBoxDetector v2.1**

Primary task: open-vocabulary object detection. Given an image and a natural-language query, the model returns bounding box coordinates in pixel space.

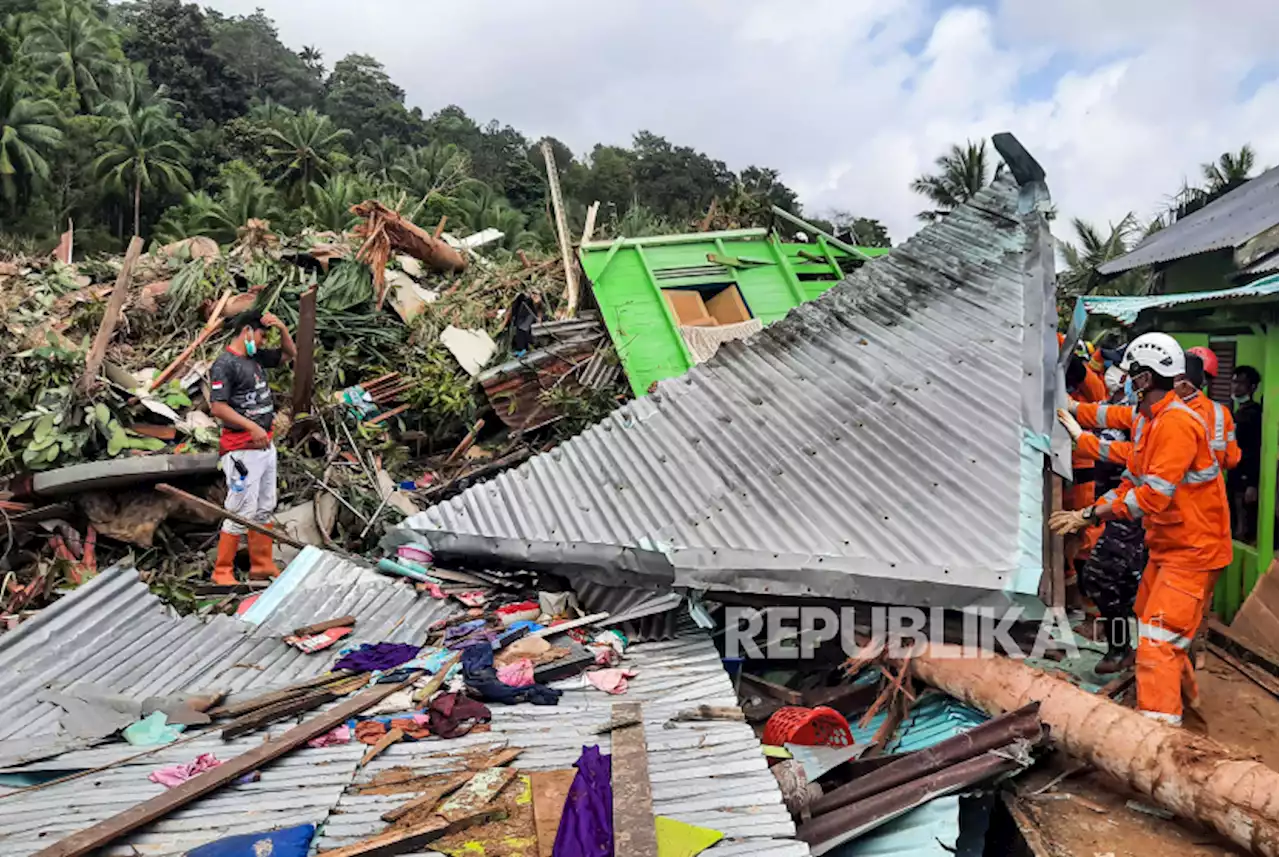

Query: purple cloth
[332,642,421,673]
[444,619,498,650]
[553,745,612,857]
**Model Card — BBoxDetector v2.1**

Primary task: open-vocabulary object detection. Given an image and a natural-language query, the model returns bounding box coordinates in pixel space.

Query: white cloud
[205,0,1278,245]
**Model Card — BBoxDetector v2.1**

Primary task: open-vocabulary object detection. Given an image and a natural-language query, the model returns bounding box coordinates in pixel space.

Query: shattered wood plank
[532,769,577,857]
[541,139,578,317]
[33,673,423,857]
[465,747,523,770]
[381,772,475,823]
[318,808,504,857]
[291,285,318,415]
[292,616,357,638]
[363,404,409,427]
[611,702,658,857]
[80,235,143,393]
[1206,642,1280,697]
[740,672,804,705]
[435,766,518,822]
[156,483,307,550]
[220,689,338,740]
[360,728,405,768]
[207,671,355,718]
[149,288,231,392]
[1208,617,1280,674]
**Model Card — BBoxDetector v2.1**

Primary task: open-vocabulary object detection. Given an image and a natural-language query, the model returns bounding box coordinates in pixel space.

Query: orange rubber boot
[212,531,240,585]
[247,530,280,580]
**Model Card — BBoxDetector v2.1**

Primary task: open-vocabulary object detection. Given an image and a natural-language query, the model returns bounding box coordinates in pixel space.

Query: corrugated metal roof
[1097,168,1280,275]
[315,635,807,856]
[402,173,1057,607]
[0,549,803,855]
[1080,273,1279,324]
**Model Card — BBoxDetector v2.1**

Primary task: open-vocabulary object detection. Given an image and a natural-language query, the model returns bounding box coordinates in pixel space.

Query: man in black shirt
[1230,365,1263,542]
[209,309,296,584]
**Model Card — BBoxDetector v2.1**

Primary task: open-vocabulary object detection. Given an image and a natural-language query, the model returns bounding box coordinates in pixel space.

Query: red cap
[1187,346,1219,378]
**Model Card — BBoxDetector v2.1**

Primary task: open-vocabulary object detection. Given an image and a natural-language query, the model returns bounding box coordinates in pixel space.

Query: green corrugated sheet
[581,230,889,395]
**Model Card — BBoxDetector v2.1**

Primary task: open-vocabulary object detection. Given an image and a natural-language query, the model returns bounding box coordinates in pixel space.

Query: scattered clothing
[424,583,446,599]
[497,600,541,627]
[497,659,535,688]
[553,746,613,857]
[187,823,314,857]
[285,626,352,653]
[427,692,492,739]
[538,590,580,620]
[366,689,418,716]
[390,716,432,741]
[444,619,499,650]
[149,753,222,788]
[585,668,637,695]
[333,642,422,673]
[123,711,185,746]
[307,725,351,748]
[462,642,563,706]
[455,590,488,607]
[495,636,570,668]
[354,720,391,745]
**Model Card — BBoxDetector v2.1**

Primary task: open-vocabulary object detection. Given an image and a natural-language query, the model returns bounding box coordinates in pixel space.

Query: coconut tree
[392,142,470,200]
[301,173,368,232]
[93,100,192,236]
[909,139,1002,223]
[356,138,402,184]
[1201,145,1257,194]
[1056,214,1164,325]
[262,108,350,195]
[22,0,116,112]
[0,69,62,205]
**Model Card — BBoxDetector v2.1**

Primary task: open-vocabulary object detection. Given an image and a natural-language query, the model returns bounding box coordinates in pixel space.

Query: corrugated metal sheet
[0,549,803,855]
[1098,168,1280,275]
[1081,273,1279,325]
[315,634,806,856]
[402,173,1057,607]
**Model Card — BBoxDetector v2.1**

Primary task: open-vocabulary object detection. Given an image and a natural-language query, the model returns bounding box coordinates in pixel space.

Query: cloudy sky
[206,0,1278,244]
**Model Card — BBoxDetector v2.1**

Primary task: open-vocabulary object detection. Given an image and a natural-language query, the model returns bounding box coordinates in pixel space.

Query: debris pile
[0,207,628,624]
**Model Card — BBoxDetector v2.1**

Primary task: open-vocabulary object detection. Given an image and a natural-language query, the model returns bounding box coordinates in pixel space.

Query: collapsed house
[401,140,1061,609]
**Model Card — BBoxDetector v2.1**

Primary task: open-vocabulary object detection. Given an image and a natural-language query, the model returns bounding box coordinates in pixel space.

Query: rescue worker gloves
[1057,408,1083,442]
[1065,398,1079,415]
[1049,509,1090,535]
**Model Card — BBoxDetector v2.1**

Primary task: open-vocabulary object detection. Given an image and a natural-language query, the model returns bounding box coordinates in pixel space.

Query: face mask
[245,334,257,357]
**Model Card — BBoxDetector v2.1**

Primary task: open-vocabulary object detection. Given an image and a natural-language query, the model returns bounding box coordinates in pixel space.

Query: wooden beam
[381,772,474,823]
[611,702,658,857]
[739,672,804,706]
[220,689,337,740]
[155,483,307,550]
[81,236,143,393]
[532,770,577,857]
[541,139,579,317]
[363,404,410,427]
[360,728,405,768]
[290,285,318,415]
[149,289,232,392]
[33,673,423,857]
[292,616,356,638]
[206,671,354,719]
[317,808,504,857]
[1206,642,1280,697]
[580,201,599,245]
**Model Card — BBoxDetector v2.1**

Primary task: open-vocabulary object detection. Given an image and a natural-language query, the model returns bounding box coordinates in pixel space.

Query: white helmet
[1121,333,1185,378]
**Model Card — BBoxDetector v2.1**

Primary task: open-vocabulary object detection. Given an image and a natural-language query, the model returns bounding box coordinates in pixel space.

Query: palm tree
[910,139,1001,222]
[1057,214,1163,323]
[0,70,62,205]
[262,108,350,195]
[94,101,192,236]
[23,0,116,112]
[456,182,538,249]
[248,98,294,125]
[302,173,368,232]
[392,142,471,199]
[356,138,402,184]
[1201,145,1257,194]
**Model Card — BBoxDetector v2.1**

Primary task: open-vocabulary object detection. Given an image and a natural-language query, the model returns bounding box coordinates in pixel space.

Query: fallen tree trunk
[908,643,1279,857]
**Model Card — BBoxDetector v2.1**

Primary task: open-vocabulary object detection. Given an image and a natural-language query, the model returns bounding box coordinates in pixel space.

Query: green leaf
[43,445,59,462]
[130,437,166,451]
[107,429,126,457]
[10,419,32,437]
[34,413,54,442]
[95,403,111,425]
[27,435,55,452]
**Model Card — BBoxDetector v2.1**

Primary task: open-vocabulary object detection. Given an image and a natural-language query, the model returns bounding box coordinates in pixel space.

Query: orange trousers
[1134,559,1220,724]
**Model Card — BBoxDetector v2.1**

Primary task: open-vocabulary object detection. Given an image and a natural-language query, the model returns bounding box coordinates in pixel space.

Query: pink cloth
[585,668,637,695]
[497,658,535,688]
[149,753,222,788]
[306,724,351,748]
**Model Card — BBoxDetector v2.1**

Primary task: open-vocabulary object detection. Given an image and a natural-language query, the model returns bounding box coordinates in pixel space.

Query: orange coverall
[1076,390,1240,472]
[1092,391,1232,724]
[1066,367,1110,585]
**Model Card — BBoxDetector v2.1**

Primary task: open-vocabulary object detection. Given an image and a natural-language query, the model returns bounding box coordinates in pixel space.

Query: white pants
[220,445,277,534]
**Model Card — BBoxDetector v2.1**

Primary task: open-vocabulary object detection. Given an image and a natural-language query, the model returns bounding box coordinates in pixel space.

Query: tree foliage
[909,139,1000,222]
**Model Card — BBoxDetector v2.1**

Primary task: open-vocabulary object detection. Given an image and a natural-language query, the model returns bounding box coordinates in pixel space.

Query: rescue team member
[1052,333,1231,726]
[209,309,297,584]
[1062,348,1108,619]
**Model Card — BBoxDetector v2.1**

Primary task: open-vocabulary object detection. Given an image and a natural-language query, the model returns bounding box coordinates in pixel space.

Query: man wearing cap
[208,309,297,584]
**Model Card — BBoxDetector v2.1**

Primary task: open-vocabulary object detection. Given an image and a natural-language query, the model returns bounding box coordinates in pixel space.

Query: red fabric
[218,429,273,455]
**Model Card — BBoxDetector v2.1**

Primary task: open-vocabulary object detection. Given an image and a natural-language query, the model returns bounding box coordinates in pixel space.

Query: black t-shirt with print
[210,348,283,431]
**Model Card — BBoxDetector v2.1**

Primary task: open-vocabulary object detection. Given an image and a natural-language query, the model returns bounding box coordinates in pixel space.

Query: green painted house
[579,227,888,395]
[1090,168,1279,620]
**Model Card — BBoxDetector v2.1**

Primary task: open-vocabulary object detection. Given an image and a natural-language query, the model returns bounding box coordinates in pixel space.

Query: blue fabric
[186,824,314,857]
[461,642,562,706]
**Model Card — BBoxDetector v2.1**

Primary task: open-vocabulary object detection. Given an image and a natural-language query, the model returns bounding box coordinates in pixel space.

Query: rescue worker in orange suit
[1052,333,1231,726]
[209,309,297,584]
[1062,344,1109,618]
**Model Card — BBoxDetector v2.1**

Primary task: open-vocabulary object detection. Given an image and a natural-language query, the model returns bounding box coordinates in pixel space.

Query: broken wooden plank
[149,288,232,392]
[465,747,523,771]
[1207,641,1280,697]
[740,672,804,706]
[156,483,307,550]
[363,404,409,427]
[668,706,745,723]
[1208,617,1280,675]
[220,689,338,740]
[33,673,423,857]
[532,769,577,857]
[381,771,475,823]
[207,671,354,719]
[292,616,357,638]
[611,702,658,857]
[436,766,518,823]
[291,285,318,415]
[360,728,405,768]
[541,139,579,317]
[318,808,504,857]
[81,236,143,392]
[530,612,609,639]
